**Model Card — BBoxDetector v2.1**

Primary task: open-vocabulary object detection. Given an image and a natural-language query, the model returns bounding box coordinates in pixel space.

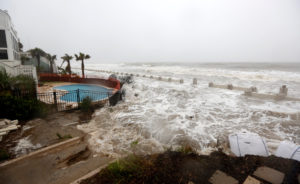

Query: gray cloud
[1,0,300,63]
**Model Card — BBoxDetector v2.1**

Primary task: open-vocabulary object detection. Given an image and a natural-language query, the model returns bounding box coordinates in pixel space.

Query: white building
[0,9,37,83]
[0,9,20,65]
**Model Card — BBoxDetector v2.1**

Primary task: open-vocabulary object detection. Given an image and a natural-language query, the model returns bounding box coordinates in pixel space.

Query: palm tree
[61,54,73,75]
[28,48,46,74]
[75,52,90,78]
[46,54,56,74]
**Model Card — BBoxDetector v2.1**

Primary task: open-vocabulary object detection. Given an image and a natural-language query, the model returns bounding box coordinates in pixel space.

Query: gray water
[75,62,300,157]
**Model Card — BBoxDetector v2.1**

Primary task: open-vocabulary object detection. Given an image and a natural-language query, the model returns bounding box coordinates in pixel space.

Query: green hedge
[0,93,50,120]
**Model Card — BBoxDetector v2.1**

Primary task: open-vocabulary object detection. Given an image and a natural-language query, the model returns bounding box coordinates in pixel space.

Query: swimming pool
[54,84,112,102]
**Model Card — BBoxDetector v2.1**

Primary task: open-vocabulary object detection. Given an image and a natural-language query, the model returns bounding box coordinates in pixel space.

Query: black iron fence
[37,89,114,111]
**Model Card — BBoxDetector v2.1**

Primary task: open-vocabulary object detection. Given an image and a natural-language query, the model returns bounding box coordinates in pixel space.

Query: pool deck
[38,82,117,93]
[38,82,78,93]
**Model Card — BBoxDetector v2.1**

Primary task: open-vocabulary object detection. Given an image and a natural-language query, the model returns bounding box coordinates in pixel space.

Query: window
[0,49,8,59]
[0,30,7,48]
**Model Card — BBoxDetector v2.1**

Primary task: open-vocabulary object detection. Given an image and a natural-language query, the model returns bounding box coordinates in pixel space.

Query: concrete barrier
[193,78,197,85]
[279,85,288,96]
[209,83,300,101]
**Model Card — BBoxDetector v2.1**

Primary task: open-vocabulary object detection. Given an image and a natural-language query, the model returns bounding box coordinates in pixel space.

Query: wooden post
[53,91,58,112]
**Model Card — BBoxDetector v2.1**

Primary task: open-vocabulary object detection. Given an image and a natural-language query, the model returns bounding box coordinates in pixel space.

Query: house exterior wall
[0,9,21,63]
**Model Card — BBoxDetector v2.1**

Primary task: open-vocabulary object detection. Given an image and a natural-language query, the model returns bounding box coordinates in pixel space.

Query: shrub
[0,70,36,94]
[176,145,195,154]
[105,155,142,182]
[56,133,72,140]
[0,149,10,161]
[80,96,94,113]
[0,93,50,120]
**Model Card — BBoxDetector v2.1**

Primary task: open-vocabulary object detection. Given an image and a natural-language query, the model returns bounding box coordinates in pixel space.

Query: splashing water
[77,62,300,158]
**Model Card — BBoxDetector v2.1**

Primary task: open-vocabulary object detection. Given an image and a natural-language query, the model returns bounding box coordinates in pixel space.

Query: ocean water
[75,62,300,157]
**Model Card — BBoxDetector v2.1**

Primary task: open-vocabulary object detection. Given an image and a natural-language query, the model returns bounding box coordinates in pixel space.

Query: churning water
[76,62,300,158]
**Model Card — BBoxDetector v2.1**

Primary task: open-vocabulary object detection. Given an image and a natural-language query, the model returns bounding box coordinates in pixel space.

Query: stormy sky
[1,0,300,63]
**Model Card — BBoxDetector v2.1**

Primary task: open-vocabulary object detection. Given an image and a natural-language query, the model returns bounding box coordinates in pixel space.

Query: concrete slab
[209,170,238,184]
[243,176,261,184]
[253,166,284,184]
[0,139,113,184]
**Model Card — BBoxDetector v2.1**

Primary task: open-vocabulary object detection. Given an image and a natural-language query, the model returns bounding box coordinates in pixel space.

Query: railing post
[53,91,58,112]
[107,92,110,106]
[77,89,80,107]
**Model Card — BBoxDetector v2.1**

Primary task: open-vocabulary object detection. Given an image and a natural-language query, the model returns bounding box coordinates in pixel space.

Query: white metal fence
[0,62,38,84]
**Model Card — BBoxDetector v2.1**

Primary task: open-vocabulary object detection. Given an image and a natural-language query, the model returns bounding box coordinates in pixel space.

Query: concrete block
[253,166,284,184]
[244,90,252,96]
[158,76,162,80]
[209,82,214,87]
[180,79,184,84]
[150,76,153,79]
[11,120,18,125]
[193,78,197,85]
[4,119,10,125]
[279,85,288,96]
[250,86,257,92]
[243,176,260,184]
[0,121,6,128]
[142,75,146,77]
[168,78,172,82]
[209,170,238,184]
[227,84,233,90]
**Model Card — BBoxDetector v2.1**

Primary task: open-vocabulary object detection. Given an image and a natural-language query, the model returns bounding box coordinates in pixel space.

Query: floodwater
[76,62,300,157]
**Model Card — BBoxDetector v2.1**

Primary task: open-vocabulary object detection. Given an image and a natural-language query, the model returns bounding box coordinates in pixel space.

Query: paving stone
[209,170,238,184]
[253,166,284,184]
[243,176,261,184]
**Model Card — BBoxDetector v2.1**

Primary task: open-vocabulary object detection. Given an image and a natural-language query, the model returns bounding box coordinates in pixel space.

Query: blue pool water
[54,84,112,102]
